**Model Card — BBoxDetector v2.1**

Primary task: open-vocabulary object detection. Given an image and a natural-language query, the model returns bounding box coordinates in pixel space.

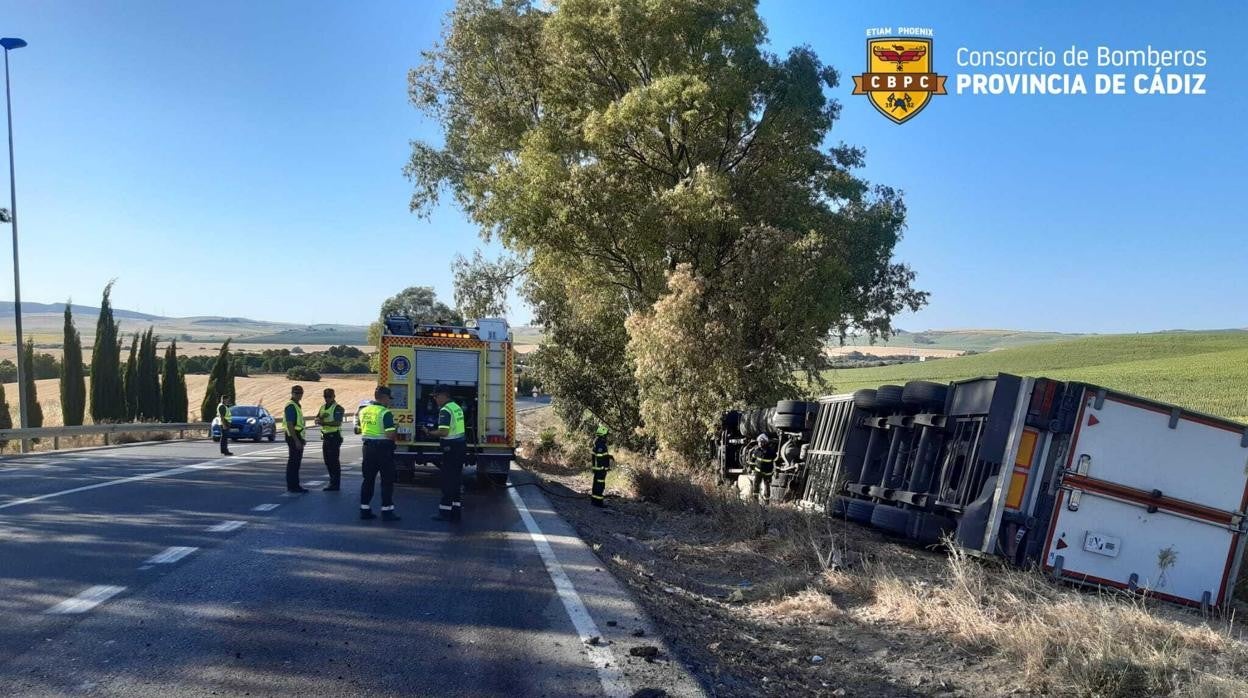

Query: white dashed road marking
[145,546,198,565]
[252,503,280,512]
[207,520,247,533]
[45,585,127,615]
[507,487,629,697]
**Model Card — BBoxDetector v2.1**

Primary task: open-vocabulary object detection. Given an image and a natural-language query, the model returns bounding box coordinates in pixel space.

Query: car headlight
[247,418,257,424]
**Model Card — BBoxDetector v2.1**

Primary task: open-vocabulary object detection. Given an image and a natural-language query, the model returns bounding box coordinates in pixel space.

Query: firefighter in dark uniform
[424,386,466,522]
[751,433,777,504]
[216,395,233,456]
[284,385,307,493]
[359,386,400,521]
[315,388,345,491]
[590,424,610,508]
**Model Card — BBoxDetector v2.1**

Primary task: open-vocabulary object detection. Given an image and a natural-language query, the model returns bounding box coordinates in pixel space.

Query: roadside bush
[286,367,321,382]
[533,428,562,462]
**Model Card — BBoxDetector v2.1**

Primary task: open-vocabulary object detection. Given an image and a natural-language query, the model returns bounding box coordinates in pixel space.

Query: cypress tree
[123,334,139,421]
[90,282,126,422]
[135,328,162,421]
[161,339,188,422]
[20,338,44,429]
[59,302,87,426]
[200,339,234,421]
[0,382,12,450]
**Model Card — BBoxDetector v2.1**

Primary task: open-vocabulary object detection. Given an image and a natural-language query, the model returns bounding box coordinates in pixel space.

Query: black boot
[323,481,340,492]
[382,510,401,522]
[360,508,376,520]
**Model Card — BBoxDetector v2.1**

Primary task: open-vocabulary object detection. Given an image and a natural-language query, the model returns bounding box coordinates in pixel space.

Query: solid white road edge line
[0,446,288,511]
[145,546,198,565]
[207,520,247,533]
[45,585,127,615]
[252,503,280,512]
[507,486,630,698]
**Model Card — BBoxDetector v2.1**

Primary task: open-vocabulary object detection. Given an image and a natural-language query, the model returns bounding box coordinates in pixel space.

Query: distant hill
[825,330,1248,423]
[0,300,162,322]
[0,302,369,345]
[840,328,1090,353]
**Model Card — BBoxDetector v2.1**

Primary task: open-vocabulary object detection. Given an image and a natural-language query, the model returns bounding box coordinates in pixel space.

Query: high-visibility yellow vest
[359,403,393,439]
[319,402,340,435]
[219,404,231,431]
[285,400,304,435]
[440,401,465,440]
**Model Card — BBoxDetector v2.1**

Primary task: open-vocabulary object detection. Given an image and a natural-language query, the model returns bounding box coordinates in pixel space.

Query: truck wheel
[906,511,955,545]
[853,388,902,413]
[721,411,740,433]
[874,385,905,411]
[869,504,910,535]
[902,381,948,409]
[772,413,805,431]
[268,431,275,442]
[775,400,815,415]
[829,496,849,518]
[845,499,875,524]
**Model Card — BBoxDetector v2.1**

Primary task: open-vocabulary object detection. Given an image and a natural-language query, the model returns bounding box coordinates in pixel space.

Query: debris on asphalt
[629,645,660,659]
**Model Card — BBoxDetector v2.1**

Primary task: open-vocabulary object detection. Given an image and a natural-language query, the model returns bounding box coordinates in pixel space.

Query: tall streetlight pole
[2,37,29,450]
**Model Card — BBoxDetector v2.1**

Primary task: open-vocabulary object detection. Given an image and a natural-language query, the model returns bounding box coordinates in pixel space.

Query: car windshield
[230,406,260,417]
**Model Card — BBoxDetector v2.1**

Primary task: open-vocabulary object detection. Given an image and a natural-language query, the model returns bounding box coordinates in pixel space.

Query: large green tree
[200,340,235,421]
[90,282,126,422]
[123,334,139,421]
[135,328,162,421]
[59,302,87,426]
[160,339,188,422]
[408,0,925,459]
[20,338,44,429]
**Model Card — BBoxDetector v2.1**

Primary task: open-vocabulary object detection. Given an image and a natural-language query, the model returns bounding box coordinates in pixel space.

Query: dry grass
[793,544,1248,697]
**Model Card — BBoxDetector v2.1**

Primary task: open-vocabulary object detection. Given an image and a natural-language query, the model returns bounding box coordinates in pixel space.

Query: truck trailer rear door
[1042,389,1248,606]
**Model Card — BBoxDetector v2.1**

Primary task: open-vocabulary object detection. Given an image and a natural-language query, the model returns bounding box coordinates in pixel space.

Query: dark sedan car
[212,405,277,442]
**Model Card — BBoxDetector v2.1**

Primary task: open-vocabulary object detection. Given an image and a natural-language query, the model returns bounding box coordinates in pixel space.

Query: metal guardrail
[0,422,209,451]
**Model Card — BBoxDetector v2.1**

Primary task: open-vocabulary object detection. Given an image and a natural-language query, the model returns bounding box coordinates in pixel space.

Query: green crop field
[824,331,1248,423]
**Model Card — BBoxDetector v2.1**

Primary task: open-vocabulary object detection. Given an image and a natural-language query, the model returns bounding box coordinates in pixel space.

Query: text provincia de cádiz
[954,45,1207,95]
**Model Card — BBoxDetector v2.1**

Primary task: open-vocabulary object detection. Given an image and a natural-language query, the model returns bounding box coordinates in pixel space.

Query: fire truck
[377,316,516,486]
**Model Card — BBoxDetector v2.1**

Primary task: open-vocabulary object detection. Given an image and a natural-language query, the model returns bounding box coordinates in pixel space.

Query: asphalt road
[0,432,703,697]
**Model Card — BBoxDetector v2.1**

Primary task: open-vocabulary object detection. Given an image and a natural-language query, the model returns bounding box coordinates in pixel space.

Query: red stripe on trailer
[1062,474,1237,526]
[1040,488,1067,570]
[1054,569,1206,608]
[1220,533,1240,604]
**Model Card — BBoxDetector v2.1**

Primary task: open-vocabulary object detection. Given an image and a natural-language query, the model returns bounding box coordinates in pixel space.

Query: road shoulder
[508,469,706,698]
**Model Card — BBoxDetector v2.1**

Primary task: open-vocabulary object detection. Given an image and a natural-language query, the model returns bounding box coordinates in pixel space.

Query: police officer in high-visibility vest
[283,385,308,493]
[315,388,345,491]
[358,385,401,521]
[590,424,611,508]
[216,395,234,456]
[750,433,777,503]
[423,386,466,522]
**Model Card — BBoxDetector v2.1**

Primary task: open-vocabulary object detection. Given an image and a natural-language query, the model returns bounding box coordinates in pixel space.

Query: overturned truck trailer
[717,374,1248,608]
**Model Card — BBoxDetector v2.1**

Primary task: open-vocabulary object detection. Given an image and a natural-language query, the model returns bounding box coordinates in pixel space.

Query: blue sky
[0,0,1243,333]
